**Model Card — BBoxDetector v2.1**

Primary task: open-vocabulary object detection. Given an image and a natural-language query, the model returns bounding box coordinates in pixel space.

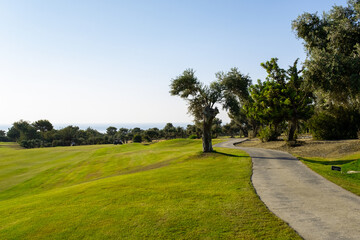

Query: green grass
[0,140,300,239]
[342,159,360,173]
[300,153,360,196]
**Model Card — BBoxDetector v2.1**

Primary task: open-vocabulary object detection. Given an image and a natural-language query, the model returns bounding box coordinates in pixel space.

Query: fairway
[0,140,300,239]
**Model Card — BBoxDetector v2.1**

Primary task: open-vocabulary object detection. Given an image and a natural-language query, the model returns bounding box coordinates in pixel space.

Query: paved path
[215,139,360,240]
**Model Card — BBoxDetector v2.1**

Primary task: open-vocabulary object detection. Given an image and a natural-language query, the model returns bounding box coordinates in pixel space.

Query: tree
[176,126,186,138]
[32,119,54,146]
[33,120,53,132]
[292,0,360,101]
[145,128,160,141]
[220,67,255,137]
[292,1,360,138]
[211,118,223,138]
[131,128,143,136]
[186,124,201,138]
[0,130,8,142]
[56,125,80,145]
[85,127,103,144]
[247,58,313,142]
[106,126,117,136]
[222,121,241,138]
[228,110,251,137]
[12,120,39,142]
[248,79,285,141]
[117,128,129,143]
[6,127,20,142]
[283,59,314,141]
[133,134,142,143]
[163,123,176,139]
[170,69,223,152]
[246,58,288,141]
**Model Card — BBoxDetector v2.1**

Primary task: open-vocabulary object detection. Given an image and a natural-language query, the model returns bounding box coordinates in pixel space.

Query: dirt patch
[236,138,360,158]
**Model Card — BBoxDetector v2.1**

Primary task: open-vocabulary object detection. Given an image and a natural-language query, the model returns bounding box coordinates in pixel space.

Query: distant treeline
[0,119,240,148]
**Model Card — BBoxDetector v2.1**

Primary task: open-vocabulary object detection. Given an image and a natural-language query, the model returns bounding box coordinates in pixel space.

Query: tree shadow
[300,157,357,166]
[251,156,298,161]
[212,150,246,158]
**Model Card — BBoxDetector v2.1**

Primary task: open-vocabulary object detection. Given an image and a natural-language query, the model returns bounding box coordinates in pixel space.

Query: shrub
[20,139,42,148]
[309,107,360,140]
[258,126,280,142]
[133,135,142,143]
[0,136,9,142]
[188,135,197,139]
[144,135,152,142]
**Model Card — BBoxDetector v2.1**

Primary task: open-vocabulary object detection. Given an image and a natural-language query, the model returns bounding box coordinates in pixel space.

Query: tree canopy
[170,69,224,152]
[292,0,360,139]
[292,0,360,103]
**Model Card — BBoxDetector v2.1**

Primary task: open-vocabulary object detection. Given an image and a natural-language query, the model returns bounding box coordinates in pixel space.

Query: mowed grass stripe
[0,140,201,200]
[0,140,300,239]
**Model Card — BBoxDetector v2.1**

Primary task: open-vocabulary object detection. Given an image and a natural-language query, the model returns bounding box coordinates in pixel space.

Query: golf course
[2,0,360,239]
[0,140,301,239]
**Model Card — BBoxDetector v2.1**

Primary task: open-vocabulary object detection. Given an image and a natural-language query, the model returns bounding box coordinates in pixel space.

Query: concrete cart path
[215,139,360,240]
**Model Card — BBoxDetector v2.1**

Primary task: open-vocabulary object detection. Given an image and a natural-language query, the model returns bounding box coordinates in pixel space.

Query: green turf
[0,140,300,239]
[342,159,360,173]
[300,153,360,196]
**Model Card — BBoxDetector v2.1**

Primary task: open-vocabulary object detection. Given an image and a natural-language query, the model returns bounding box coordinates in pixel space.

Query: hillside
[0,140,300,239]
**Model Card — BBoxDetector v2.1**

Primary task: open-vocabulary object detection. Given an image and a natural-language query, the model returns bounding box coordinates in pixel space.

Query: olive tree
[292,0,360,102]
[170,69,223,152]
[219,68,254,137]
[292,0,360,139]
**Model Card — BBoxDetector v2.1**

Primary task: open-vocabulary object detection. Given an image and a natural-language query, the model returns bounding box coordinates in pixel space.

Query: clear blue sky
[0,0,348,125]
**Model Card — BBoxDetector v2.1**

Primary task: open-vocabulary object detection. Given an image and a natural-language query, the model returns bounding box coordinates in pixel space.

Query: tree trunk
[202,106,218,152]
[287,119,297,141]
[251,123,258,138]
[242,128,249,138]
[202,120,213,152]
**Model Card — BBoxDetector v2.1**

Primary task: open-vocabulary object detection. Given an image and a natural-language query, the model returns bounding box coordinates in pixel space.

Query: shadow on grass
[212,150,246,158]
[300,157,357,166]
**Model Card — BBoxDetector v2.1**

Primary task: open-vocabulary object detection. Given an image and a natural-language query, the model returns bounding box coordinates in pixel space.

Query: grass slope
[300,154,360,196]
[0,140,300,239]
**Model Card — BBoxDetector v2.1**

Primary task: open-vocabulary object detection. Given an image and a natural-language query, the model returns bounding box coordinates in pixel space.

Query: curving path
[215,139,360,240]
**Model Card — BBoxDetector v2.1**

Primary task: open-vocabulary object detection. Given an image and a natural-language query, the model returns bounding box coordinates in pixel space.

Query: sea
[0,123,191,133]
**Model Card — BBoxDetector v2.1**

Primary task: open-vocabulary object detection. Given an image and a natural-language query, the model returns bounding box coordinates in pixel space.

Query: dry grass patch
[236,137,360,158]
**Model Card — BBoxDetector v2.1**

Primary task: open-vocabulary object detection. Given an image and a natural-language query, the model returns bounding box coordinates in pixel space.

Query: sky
[0,0,348,127]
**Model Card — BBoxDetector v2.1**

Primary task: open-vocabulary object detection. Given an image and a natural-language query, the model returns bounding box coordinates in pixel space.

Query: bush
[258,126,280,142]
[133,135,142,143]
[20,139,42,148]
[144,135,152,142]
[188,135,197,139]
[309,107,360,140]
[0,136,9,142]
